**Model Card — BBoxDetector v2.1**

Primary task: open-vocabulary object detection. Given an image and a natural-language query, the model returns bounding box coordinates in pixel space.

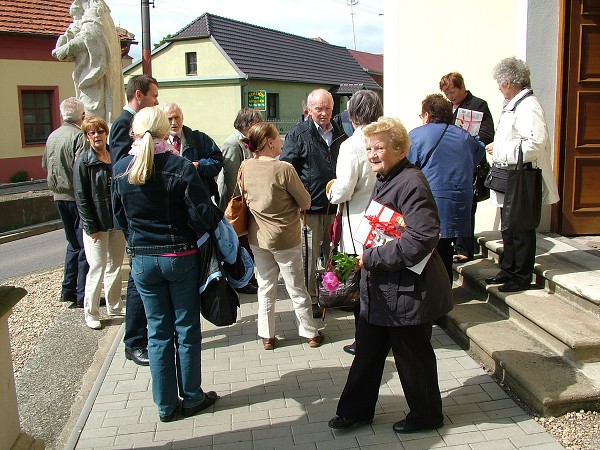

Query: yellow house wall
[0,60,75,158]
[384,0,560,233]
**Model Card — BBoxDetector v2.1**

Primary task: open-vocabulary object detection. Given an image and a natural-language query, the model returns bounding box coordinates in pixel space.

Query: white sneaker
[85,317,102,330]
[107,307,126,317]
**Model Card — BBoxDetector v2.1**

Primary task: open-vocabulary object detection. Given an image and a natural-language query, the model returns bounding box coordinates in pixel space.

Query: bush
[10,170,29,183]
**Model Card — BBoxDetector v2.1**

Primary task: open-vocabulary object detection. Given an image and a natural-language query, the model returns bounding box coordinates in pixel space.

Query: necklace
[96,149,111,164]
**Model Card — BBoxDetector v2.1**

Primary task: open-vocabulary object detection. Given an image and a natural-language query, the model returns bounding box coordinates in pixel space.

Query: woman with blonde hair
[74,115,126,330]
[241,122,324,350]
[112,106,221,422]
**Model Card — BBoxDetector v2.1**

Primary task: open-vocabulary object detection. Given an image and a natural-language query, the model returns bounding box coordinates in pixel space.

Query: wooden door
[560,0,600,235]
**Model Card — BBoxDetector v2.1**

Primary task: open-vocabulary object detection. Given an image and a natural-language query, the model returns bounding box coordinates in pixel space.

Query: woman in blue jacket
[408,94,484,281]
[112,106,221,423]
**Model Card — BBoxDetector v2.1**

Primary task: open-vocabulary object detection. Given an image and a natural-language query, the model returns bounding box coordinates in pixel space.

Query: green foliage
[330,252,359,283]
[154,34,173,48]
[10,170,28,183]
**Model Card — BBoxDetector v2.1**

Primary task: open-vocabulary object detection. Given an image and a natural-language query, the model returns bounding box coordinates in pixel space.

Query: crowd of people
[42,56,559,426]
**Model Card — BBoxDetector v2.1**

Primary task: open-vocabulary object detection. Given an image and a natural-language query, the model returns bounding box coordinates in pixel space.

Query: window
[267,93,278,120]
[18,86,59,146]
[186,52,197,75]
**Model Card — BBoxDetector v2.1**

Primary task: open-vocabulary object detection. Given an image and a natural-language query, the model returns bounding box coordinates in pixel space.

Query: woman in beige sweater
[241,122,323,350]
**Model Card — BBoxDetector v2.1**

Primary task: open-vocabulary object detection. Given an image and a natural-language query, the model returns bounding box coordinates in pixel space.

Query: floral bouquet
[316,251,361,311]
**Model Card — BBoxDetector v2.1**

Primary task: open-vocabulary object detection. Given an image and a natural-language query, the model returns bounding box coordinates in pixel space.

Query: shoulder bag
[473,157,491,202]
[224,162,249,236]
[418,124,449,170]
[501,143,542,231]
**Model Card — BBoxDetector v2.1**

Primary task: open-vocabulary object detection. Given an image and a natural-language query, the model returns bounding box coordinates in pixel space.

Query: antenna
[347,0,358,50]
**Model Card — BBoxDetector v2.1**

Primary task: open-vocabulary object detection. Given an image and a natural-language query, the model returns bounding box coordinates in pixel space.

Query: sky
[104,0,384,61]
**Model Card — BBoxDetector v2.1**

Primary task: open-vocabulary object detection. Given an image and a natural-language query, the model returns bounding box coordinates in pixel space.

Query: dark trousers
[436,237,455,283]
[455,201,477,259]
[499,226,536,286]
[336,318,443,426]
[56,200,89,304]
[124,261,148,350]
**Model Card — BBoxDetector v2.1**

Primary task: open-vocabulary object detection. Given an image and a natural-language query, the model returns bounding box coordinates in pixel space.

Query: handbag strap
[419,124,449,170]
[344,201,357,254]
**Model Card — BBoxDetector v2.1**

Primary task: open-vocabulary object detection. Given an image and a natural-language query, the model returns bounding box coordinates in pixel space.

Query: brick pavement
[70,287,563,450]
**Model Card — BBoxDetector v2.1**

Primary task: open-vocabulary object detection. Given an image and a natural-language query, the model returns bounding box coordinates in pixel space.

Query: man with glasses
[42,97,90,308]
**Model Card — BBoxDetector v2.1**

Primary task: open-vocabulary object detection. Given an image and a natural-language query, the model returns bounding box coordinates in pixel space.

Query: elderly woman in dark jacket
[74,116,126,330]
[328,117,453,434]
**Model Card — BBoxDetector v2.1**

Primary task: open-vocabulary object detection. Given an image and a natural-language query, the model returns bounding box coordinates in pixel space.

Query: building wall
[0,58,75,182]
[384,0,560,232]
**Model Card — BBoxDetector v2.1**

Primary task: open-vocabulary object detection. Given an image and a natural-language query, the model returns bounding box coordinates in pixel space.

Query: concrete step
[438,231,600,416]
[439,287,600,417]
[456,257,600,364]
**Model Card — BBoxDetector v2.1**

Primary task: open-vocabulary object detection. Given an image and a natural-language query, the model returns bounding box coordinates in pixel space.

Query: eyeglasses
[87,129,106,136]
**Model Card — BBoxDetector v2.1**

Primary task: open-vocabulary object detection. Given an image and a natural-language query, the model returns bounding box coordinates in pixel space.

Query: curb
[0,220,63,245]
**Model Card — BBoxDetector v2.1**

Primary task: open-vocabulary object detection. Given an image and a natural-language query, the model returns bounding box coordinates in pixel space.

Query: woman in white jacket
[326,89,383,354]
[485,57,560,292]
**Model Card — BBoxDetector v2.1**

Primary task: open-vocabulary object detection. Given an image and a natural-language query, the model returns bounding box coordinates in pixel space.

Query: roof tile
[0,0,71,36]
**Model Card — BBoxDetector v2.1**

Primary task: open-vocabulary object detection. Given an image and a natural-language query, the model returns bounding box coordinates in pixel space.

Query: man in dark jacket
[161,103,223,204]
[108,74,159,367]
[440,72,495,262]
[42,97,89,307]
[280,88,347,318]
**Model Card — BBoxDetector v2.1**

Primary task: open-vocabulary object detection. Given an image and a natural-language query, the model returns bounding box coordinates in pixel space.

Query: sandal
[262,337,277,350]
[452,254,471,264]
[307,331,324,348]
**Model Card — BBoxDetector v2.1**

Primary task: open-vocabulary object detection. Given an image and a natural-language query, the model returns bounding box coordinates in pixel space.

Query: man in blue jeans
[42,97,89,307]
[109,74,159,366]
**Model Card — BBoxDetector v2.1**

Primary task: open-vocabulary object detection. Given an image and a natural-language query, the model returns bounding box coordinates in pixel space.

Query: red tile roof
[0,0,71,36]
[349,49,383,74]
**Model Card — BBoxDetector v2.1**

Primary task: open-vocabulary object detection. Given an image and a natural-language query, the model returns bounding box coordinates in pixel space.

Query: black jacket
[108,109,134,164]
[360,159,453,327]
[280,117,347,214]
[74,147,114,234]
[181,125,223,202]
[454,91,495,145]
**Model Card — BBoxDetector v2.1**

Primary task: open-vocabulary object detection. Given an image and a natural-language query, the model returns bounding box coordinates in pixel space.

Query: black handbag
[315,265,361,310]
[473,158,491,202]
[501,144,543,231]
[198,232,240,327]
[484,165,509,193]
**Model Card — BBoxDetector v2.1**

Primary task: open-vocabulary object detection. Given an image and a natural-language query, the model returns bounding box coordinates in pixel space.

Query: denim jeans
[131,253,206,416]
[56,200,89,304]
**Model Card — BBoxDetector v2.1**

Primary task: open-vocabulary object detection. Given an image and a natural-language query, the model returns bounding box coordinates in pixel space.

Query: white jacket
[327,126,376,254]
[491,88,560,207]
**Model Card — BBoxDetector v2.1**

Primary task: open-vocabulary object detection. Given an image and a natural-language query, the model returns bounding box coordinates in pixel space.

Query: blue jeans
[131,253,206,416]
[56,200,89,304]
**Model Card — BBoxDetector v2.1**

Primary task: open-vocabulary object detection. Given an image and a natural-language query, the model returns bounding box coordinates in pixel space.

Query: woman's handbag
[224,162,248,236]
[198,232,240,327]
[473,158,491,202]
[315,265,361,310]
[484,165,509,194]
[501,144,543,231]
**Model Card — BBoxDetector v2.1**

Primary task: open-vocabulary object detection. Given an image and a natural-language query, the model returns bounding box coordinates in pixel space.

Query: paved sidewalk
[67,288,563,450]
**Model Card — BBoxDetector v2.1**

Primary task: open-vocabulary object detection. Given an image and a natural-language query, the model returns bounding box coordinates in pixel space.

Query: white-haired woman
[112,106,221,422]
[485,57,559,292]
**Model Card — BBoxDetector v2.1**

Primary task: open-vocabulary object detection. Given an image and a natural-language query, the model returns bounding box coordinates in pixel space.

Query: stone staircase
[438,231,600,417]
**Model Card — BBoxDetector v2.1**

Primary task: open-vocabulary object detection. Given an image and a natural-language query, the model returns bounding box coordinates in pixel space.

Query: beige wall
[0,60,75,158]
[384,0,560,232]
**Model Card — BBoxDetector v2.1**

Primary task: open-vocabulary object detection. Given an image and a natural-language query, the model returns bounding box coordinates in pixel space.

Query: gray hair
[161,102,183,116]
[60,97,85,123]
[492,57,531,88]
[307,89,333,108]
[233,107,262,131]
[348,90,383,126]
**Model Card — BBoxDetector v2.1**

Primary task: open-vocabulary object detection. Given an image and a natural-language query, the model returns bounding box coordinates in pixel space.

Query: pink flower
[322,271,339,295]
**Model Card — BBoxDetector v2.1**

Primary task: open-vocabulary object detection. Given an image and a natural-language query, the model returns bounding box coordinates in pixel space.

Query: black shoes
[343,342,356,355]
[392,418,443,434]
[159,403,180,423]
[312,304,323,319]
[498,281,530,292]
[181,391,218,417]
[328,415,372,429]
[485,273,511,284]
[235,284,258,294]
[125,347,150,366]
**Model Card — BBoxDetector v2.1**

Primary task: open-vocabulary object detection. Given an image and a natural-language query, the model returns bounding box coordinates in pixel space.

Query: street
[0,229,65,281]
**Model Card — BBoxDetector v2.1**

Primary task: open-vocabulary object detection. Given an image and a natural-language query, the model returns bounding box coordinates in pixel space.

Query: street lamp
[347,0,358,51]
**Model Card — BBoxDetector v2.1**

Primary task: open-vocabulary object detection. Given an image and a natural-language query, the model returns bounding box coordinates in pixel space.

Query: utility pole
[141,0,153,76]
[347,0,358,51]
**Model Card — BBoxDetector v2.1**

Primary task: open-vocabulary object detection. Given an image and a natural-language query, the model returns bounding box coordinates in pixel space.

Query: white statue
[53,0,125,124]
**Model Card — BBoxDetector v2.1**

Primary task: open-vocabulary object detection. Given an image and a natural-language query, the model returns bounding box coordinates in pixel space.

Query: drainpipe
[141,0,153,76]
